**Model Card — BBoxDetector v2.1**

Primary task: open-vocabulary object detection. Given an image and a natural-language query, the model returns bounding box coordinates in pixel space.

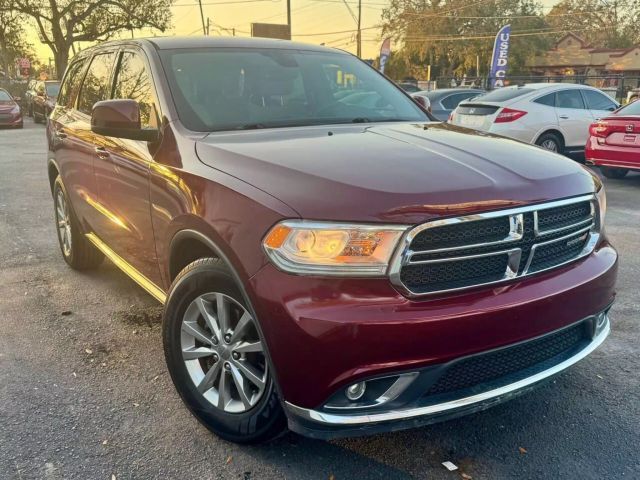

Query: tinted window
[441,92,477,109]
[533,93,555,107]
[57,60,87,108]
[618,100,640,115]
[159,48,427,132]
[77,52,117,115]
[582,89,617,111]
[113,52,158,129]
[474,87,534,103]
[556,89,585,109]
[0,90,11,101]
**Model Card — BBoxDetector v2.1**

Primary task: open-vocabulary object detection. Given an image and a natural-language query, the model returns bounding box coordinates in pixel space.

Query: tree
[0,0,30,78]
[5,0,173,78]
[546,0,640,49]
[379,0,552,80]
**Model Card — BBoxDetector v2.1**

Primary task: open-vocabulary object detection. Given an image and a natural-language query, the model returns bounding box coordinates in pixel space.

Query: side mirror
[412,95,432,113]
[91,99,158,142]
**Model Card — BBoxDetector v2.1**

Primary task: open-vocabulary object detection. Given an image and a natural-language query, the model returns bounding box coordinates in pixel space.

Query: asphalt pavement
[0,119,638,480]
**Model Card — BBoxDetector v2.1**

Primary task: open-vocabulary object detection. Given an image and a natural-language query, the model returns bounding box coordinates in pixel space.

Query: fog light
[345,382,366,401]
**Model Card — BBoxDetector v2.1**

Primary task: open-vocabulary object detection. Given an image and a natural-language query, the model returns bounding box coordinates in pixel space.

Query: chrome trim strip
[533,200,595,237]
[407,213,524,255]
[285,316,610,426]
[388,194,599,297]
[523,225,594,274]
[85,233,167,304]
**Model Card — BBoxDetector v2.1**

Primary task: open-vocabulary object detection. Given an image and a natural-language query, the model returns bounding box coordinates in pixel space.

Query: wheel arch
[47,158,60,195]
[166,228,285,403]
[535,129,565,148]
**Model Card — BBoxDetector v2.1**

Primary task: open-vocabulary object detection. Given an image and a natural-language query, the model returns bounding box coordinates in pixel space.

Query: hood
[195,122,597,224]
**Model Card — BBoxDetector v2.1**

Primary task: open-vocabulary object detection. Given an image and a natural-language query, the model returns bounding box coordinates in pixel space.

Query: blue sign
[489,25,511,88]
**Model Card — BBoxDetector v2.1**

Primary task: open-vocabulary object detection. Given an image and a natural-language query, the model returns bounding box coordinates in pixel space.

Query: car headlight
[263,220,408,275]
[11,105,20,114]
[596,183,606,229]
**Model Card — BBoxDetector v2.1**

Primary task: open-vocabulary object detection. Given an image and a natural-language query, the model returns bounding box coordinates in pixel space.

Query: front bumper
[0,113,23,127]
[248,238,617,438]
[285,312,610,439]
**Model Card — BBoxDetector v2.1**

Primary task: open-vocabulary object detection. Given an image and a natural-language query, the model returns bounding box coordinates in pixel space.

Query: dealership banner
[379,38,391,73]
[489,24,511,88]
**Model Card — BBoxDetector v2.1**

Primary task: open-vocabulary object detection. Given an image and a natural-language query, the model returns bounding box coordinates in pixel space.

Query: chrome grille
[390,195,599,296]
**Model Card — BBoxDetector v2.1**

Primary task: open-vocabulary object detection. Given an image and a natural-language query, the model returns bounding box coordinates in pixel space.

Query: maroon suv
[47,37,617,443]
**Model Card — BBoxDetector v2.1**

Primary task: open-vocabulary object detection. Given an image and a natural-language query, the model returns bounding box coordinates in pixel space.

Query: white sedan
[449,83,619,154]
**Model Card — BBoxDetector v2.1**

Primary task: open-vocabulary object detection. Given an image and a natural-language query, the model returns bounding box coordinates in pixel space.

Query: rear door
[92,49,162,285]
[554,89,594,148]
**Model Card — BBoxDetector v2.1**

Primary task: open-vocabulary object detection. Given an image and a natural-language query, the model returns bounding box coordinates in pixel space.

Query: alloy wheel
[181,292,268,413]
[540,139,558,152]
[55,190,72,257]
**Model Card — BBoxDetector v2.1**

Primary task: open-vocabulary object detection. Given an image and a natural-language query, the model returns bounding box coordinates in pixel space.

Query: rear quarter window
[533,93,555,107]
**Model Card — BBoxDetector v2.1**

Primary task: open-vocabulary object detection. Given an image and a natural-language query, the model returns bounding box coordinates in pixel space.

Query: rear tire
[536,132,564,154]
[601,167,629,179]
[53,176,104,270]
[163,258,286,444]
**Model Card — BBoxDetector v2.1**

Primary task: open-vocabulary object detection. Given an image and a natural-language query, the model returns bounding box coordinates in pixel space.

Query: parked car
[413,88,485,121]
[32,80,60,124]
[48,37,616,444]
[398,82,421,93]
[449,83,619,154]
[626,88,639,104]
[0,88,23,128]
[24,79,38,117]
[586,98,640,178]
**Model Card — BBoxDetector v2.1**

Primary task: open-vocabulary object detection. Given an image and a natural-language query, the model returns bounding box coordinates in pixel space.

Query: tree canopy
[0,0,30,78]
[3,0,173,78]
[378,0,638,81]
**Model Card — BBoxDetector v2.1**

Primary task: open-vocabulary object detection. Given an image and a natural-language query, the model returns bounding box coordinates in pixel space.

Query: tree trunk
[53,47,69,79]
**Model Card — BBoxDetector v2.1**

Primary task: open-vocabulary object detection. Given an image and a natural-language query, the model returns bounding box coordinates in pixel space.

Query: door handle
[95,146,110,159]
[559,115,569,119]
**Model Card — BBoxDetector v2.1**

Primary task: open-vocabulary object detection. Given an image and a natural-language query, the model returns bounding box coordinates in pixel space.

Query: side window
[556,89,585,109]
[77,52,117,115]
[57,59,86,108]
[113,52,158,129]
[582,89,617,111]
[533,93,555,107]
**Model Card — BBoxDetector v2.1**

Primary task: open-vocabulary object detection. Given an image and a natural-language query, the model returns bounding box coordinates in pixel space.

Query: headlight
[11,105,20,114]
[596,184,606,229]
[263,220,408,275]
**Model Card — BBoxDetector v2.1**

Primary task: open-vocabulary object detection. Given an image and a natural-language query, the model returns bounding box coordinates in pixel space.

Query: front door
[92,49,163,286]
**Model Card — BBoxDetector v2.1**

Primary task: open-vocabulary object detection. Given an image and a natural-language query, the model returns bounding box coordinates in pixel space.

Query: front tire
[536,132,564,154]
[53,176,104,270]
[601,167,629,179]
[163,258,286,444]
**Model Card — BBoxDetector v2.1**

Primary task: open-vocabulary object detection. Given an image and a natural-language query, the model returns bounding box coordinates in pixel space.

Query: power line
[172,0,280,6]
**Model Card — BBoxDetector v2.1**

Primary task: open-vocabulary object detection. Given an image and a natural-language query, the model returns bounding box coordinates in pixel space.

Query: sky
[28,0,561,65]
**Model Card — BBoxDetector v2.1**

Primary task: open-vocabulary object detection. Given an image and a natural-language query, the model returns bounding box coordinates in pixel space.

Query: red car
[0,88,23,128]
[586,99,640,178]
[48,37,617,443]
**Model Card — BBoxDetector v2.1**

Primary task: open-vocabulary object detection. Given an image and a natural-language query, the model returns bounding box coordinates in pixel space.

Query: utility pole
[287,0,291,38]
[232,28,236,36]
[356,0,361,58]
[206,17,210,36]
[198,0,206,35]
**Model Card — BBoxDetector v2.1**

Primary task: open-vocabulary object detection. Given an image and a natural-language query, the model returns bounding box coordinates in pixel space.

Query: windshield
[46,82,60,97]
[0,90,11,101]
[160,48,428,132]
[619,100,640,115]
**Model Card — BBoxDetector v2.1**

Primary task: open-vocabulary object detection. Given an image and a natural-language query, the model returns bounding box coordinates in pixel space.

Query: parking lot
[0,119,638,479]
